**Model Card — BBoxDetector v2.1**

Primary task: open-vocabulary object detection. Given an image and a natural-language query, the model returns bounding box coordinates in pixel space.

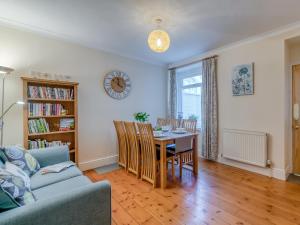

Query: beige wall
[285,40,300,174]
[0,25,167,170]
[217,36,286,178]
[170,26,300,180]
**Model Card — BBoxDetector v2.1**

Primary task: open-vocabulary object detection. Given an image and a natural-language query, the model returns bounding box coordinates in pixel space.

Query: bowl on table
[173,128,187,134]
[161,125,171,132]
[153,130,164,137]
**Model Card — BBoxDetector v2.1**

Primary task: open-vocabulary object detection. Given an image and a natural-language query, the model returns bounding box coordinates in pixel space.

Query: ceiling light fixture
[0,66,14,74]
[148,18,170,53]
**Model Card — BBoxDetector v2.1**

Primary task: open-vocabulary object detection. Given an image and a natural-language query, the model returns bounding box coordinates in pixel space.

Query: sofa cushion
[0,167,36,211]
[0,146,40,177]
[33,176,91,200]
[4,162,31,189]
[0,187,19,212]
[30,163,82,190]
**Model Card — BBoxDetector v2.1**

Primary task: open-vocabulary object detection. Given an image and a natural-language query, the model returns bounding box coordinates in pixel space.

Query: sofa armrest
[0,180,111,225]
[29,146,70,167]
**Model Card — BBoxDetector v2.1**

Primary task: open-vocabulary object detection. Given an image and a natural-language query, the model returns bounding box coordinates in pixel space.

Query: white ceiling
[1,0,300,65]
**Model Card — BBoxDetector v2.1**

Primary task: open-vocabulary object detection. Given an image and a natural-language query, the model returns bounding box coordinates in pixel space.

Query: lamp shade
[147,29,170,53]
[0,66,14,74]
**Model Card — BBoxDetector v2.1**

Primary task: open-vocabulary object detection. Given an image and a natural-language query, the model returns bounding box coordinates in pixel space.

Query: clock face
[103,71,131,99]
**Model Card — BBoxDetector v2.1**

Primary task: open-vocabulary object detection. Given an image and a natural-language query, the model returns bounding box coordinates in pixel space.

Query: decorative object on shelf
[148,18,170,53]
[29,71,71,81]
[59,118,75,131]
[134,112,149,122]
[22,77,79,164]
[232,63,254,96]
[103,70,131,99]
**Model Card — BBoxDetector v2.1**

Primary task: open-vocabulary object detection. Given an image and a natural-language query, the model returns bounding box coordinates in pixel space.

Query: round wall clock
[103,70,131,99]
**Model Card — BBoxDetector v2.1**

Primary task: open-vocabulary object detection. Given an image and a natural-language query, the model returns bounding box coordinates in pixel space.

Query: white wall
[170,25,300,180]
[0,25,167,170]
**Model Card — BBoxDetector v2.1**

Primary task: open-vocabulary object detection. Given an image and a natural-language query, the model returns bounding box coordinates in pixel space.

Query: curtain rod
[168,55,218,70]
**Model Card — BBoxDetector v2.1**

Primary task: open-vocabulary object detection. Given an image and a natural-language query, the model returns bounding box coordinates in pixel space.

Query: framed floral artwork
[232,63,254,96]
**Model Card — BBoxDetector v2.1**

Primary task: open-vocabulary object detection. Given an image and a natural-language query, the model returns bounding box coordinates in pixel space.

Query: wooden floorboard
[85,159,300,225]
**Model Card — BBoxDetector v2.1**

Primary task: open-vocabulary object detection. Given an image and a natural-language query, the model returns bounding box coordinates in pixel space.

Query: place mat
[95,163,121,175]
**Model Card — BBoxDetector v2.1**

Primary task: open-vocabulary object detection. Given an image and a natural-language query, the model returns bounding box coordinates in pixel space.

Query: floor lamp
[0,66,18,147]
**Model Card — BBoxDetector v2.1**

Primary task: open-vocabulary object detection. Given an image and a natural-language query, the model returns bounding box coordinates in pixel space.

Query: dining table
[154,131,199,189]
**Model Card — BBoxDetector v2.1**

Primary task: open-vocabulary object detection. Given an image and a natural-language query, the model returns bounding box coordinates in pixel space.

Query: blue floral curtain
[167,69,177,119]
[201,57,218,160]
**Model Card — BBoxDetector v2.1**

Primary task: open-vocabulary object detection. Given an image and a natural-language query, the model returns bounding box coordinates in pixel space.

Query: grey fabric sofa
[0,146,111,225]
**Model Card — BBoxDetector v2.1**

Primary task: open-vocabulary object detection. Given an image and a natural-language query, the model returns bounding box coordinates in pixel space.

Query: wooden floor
[85,159,300,225]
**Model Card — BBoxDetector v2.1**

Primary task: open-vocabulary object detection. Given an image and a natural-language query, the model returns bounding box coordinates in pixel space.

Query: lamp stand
[0,74,6,147]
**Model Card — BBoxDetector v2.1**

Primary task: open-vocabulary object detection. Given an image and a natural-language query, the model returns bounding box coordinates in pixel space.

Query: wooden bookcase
[22,77,79,164]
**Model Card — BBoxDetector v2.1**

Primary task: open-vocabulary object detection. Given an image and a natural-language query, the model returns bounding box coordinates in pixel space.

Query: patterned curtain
[167,69,177,119]
[201,57,218,160]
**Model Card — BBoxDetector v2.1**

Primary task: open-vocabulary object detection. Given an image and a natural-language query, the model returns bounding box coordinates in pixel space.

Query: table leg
[193,134,199,175]
[160,142,167,189]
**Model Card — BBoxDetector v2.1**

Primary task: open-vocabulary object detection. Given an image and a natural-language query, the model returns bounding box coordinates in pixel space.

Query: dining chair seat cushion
[167,147,192,155]
[166,144,176,150]
[156,150,174,161]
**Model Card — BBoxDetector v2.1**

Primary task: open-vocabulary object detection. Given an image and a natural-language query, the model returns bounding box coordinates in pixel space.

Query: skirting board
[218,157,287,180]
[79,154,118,171]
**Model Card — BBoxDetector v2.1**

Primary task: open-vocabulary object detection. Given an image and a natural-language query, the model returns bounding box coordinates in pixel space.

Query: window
[176,63,202,128]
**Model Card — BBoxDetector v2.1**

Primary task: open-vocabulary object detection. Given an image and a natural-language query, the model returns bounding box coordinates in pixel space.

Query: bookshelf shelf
[28,130,75,137]
[22,77,79,164]
[28,115,75,119]
[28,98,74,102]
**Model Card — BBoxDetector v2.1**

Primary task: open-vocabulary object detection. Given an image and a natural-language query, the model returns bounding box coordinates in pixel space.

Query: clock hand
[117,78,124,88]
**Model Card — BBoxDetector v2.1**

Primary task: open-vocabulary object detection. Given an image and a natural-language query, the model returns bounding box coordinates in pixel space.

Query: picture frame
[232,63,254,96]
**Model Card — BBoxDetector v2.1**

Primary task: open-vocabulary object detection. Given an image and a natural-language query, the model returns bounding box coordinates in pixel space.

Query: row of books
[28,103,67,117]
[28,139,71,150]
[28,118,50,134]
[28,86,74,100]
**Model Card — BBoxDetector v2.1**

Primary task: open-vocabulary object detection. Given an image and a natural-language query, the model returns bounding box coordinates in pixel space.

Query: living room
[1,1,300,225]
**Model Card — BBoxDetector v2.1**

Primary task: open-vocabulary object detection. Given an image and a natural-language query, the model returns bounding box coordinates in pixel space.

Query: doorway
[292,65,300,176]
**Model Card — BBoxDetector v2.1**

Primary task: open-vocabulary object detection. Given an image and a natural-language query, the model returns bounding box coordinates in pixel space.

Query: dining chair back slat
[113,120,127,169]
[124,121,140,178]
[156,118,169,127]
[171,119,181,130]
[137,123,157,187]
[182,119,197,132]
[157,118,181,130]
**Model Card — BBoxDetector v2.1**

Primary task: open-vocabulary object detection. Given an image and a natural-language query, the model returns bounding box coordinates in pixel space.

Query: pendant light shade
[148,19,170,53]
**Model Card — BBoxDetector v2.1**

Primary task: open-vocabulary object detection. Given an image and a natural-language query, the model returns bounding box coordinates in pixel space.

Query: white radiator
[222,129,268,167]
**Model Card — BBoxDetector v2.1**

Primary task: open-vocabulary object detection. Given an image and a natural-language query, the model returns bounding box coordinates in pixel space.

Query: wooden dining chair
[124,121,140,178]
[182,119,197,133]
[137,123,175,187]
[113,120,128,169]
[170,118,180,130]
[156,118,169,127]
[167,119,197,177]
[179,119,197,176]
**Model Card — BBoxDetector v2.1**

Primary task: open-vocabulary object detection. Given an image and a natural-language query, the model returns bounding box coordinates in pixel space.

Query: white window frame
[176,64,202,127]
